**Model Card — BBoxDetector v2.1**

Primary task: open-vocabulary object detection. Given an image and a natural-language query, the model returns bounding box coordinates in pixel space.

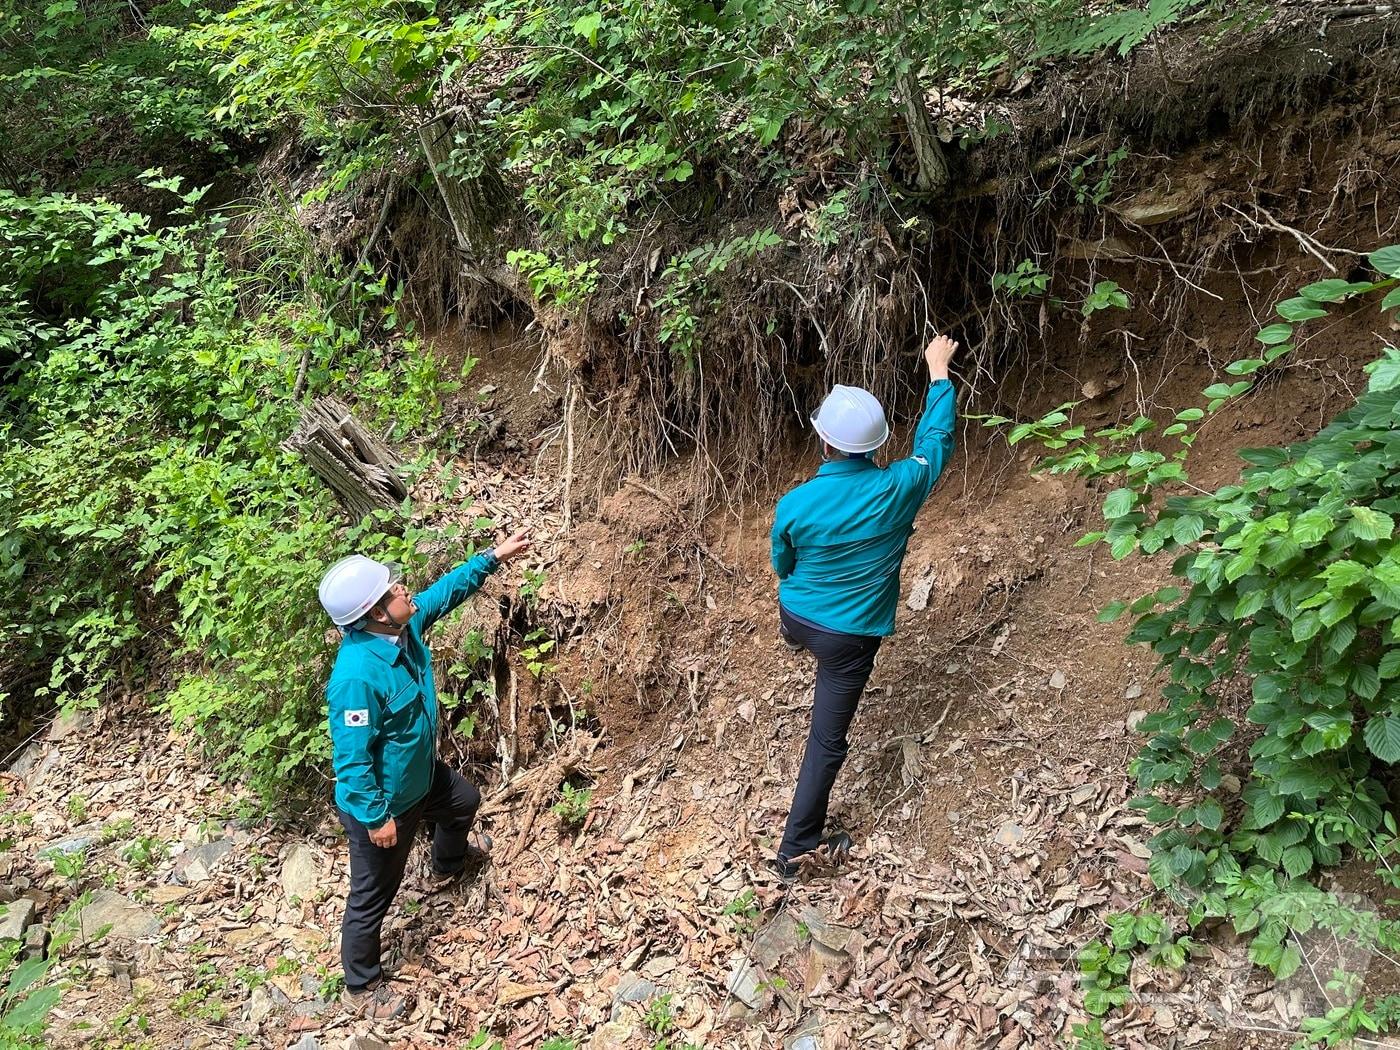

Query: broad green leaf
[1255,324,1292,346]
[1102,488,1136,519]
[1299,278,1367,303]
[1368,245,1400,278]
[1275,297,1328,322]
[571,11,603,43]
[1173,515,1205,544]
[1097,600,1129,623]
[1383,287,1400,311]
[1379,649,1400,679]
[1350,506,1394,542]
[1281,843,1313,879]
[1364,713,1400,763]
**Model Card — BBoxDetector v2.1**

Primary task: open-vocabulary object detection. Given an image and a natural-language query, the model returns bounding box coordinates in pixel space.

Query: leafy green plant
[991,259,1050,299]
[987,248,1400,1011]
[722,889,759,934]
[64,795,87,825]
[0,948,62,1049]
[1081,280,1130,317]
[120,836,167,873]
[505,250,600,310]
[551,783,592,827]
[643,993,676,1036]
[50,848,85,884]
[521,628,557,679]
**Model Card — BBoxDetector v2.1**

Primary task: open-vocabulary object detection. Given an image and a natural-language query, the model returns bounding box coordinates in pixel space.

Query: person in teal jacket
[317,529,530,1016]
[770,335,959,881]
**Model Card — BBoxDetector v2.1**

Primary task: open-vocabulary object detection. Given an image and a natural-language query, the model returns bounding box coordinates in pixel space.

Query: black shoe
[431,833,492,881]
[773,855,800,885]
[821,830,853,860]
[779,630,804,653]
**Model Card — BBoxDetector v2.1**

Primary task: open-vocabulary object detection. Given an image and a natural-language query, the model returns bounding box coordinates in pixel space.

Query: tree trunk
[284,397,408,526]
[416,112,510,276]
[897,68,949,195]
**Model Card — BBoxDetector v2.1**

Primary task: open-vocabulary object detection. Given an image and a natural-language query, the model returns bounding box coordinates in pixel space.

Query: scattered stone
[610,975,661,1021]
[749,911,800,969]
[291,998,332,1020]
[76,889,160,943]
[1081,374,1125,400]
[793,907,854,953]
[345,1038,390,1050]
[37,826,101,860]
[0,898,34,942]
[639,955,678,980]
[177,838,234,884]
[48,706,95,741]
[289,1035,320,1050]
[1069,784,1097,806]
[785,1013,826,1050]
[1048,670,1067,690]
[1110,185,1202,226]
[1062,236,1135,261]
[725,955,765,1009]
[589,1021,643,1050]
[280,843,320,902]
[994,822,1026,848]
[22,923,47,961]
[150,886,191,905]
[1124,681,1143,700]
[1126,709,1149,731]
[247,983,291,1025]
[8,742,43,778]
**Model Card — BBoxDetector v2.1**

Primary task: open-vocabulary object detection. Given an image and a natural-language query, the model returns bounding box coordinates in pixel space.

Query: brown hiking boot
[340,980,410,1021]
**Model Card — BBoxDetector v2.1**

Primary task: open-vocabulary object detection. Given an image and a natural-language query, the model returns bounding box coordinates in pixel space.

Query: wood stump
[283,397,408,524]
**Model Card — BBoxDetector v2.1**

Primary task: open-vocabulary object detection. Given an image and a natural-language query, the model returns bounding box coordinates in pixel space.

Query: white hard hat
[318,555,399,627]
[811,384,889,454]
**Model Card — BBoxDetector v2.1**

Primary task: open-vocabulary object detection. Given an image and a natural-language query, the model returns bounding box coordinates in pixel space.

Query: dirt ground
[8,74,1400,1050]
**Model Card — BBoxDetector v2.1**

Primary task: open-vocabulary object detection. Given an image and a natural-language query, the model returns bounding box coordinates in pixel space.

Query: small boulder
[48,707,95,741]
[0,898,35,942]
[280,843,320,902]
[345,1037,390,1050]
[610,975,662,1021]
[246,983,290,1025]
[76,889,160,943]
[177,839,234,884]
[725,955,765,1009]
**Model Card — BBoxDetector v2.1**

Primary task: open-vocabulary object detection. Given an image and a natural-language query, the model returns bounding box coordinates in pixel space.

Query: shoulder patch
[344,709,370,728]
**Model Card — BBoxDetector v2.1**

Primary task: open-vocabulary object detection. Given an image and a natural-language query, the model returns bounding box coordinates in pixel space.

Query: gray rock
[291,999,331,1019]
[726,955,765,1009]
[609,975,662,1021]
[750,911,800,970]
[8,742,43,778]
[345,1037,390,1050]
[280,843,320,902]
[589,1022,643,1050]
[793,906,854,953]
[0,898,34,941]
[22,923,47,961]
[790,1039,819,1050]
[785,1013,826,1050]
[37,825,101,860]
[77,889,160,943]
[246,983,290,1025]
[177,839,234,884]
[48,706,94,741]
[290,1036,320,1050]
[639,954,677,980]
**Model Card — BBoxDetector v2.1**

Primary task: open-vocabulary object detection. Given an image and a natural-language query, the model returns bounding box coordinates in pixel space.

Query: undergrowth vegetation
[989,249,1400,1044]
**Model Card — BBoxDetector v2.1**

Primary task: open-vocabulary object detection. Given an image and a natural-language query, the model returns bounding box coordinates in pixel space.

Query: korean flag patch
[344,709,370,728]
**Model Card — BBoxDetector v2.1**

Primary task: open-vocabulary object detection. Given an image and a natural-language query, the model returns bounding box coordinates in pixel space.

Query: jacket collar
[347,629,404,664]
[816,457,877,477]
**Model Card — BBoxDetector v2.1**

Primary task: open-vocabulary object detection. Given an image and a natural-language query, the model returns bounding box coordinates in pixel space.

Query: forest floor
[9,43,1400,1050]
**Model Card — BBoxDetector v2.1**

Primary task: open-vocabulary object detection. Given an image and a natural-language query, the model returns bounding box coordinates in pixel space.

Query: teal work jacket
[771,380,956,637]
[325,552,498,828]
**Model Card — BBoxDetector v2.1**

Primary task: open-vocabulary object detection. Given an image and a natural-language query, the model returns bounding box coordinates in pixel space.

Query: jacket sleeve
[886,380,956,510]
[411,551,500,633]
[327,676,390,829]
[771,501,797,579]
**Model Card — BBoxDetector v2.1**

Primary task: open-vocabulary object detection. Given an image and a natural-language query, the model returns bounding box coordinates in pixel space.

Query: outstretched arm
[889,335,959,503]
[412,529,532,632]
[771,511,797,579]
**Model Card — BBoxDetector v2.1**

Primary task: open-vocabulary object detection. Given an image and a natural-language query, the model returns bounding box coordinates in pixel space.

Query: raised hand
[924,335,960,381]
[493,529,532,564]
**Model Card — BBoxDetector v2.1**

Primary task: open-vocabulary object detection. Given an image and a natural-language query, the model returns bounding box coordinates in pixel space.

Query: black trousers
[778,606,882,862]
[337,758,480,989]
